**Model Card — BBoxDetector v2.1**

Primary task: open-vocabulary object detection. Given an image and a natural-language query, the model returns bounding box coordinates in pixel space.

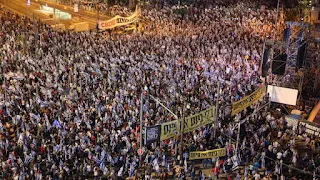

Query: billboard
[267,85,298,106]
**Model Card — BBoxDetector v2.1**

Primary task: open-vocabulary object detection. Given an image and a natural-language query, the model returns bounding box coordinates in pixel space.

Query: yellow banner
[231,85,266,116]
[98,6,141,30]
[160,106,215,141]
[160,120,179,141]
[189,148,226,160]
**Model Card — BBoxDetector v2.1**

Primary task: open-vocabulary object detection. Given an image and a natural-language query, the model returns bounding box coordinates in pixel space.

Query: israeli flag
[129,163,135,177]
[162,155,166,167]
[152,158,160,172]
[100,161,105,170]
[96,151,106,165]
[103,166,108,175]
[200,173,205,180]
[106,152,114,164]
[24,154,33,165]
[261,156,265,169]
[184,157,188,172]
[117,166,124,177]
[52,119,61,129]
[232,155,239,171]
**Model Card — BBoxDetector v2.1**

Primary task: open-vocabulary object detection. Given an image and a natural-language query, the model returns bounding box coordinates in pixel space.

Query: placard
[145,125,160,145]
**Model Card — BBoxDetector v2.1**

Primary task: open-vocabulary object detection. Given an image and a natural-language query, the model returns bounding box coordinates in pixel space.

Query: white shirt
[254,173,260,180]
[277,152,282,160]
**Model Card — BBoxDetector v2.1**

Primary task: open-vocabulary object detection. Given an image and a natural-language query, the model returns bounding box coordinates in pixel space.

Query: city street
[1,0,111,29]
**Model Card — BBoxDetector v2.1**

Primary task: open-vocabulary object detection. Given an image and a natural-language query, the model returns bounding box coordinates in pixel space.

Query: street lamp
[139,86,179,167]
[213,81,221,138]
[174,92,188,166]
[139,87,144,167]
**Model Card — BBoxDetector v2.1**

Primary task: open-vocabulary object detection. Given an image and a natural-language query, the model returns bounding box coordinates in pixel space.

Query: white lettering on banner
[98,7,141,30]
[300,122,320,136]
[285,116,320,137]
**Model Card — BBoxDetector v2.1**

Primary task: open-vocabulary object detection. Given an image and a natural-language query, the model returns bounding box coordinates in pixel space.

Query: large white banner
[267,85,298,106]
[98,6,141,30]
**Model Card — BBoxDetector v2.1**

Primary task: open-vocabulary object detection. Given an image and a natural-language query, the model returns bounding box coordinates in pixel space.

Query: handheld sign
[137,148,144,156]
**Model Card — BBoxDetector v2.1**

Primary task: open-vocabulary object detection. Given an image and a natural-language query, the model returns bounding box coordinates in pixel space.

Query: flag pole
[139,91,143,167]
[179,102,186,166]
[214,81,220,138]
[235,119,241,155]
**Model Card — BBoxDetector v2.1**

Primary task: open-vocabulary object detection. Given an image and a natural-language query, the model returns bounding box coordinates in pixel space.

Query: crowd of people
[0,1,319,179]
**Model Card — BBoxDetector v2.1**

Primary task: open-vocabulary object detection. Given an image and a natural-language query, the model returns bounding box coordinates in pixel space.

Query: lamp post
[139,90,143,167]
[139,87,179,167]
[214,81,220,138]
[179,101,186,165]
[170,91,189,165]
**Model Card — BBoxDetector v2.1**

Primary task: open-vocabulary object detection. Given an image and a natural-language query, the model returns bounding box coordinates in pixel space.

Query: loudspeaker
[297,42,306,68]
[272,53,287,75]
[261,47,270,77]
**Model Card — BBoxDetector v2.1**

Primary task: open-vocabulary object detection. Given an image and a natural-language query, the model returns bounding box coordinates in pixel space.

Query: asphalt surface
[0,0,111,29]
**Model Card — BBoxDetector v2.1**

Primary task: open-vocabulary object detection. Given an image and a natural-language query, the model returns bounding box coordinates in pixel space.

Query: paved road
[1,0,49,19]
[0,0,111,29]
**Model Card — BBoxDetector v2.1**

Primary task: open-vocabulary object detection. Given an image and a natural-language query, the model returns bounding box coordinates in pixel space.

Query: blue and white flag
[106,152,114,164]
[103,165,109,175]
[162,155,166,167]
[53,119,61,129]
[152,158,160,172]
[184,157,188,172]
[96,150,106,165]
[203,128,207,137]
[24,154,33,165]
[100,161,105,171]
[261,156,265,169]
[125,155,130,170]
[200,173,205,180]
[129,163,135,177]
[117,166,124,177]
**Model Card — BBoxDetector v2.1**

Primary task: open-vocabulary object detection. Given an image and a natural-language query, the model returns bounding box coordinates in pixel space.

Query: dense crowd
[0,1,319,179]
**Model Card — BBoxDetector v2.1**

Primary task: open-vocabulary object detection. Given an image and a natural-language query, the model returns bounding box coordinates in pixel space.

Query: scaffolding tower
[270,21,311,105]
